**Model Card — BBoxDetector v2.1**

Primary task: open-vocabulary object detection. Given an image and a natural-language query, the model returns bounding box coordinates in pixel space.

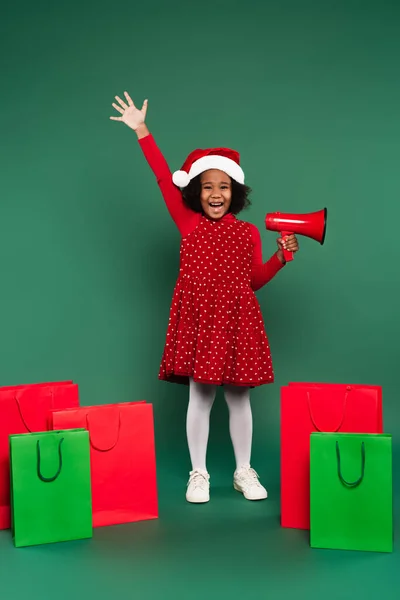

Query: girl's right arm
[137,125,199,237]
[110,92,199,237]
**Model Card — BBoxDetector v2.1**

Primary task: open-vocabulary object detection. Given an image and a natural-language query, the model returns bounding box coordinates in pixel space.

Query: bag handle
[36,437,64,483]
[15,391,54,433]
[86,411,121,452]
[336,441,365,488]
[307,388,350,432]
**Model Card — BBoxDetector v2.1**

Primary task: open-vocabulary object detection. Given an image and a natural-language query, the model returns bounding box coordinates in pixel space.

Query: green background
[1,0,399,598]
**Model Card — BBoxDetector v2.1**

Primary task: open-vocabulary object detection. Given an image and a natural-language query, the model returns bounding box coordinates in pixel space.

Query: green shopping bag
[10,429,92,547]
[310,433,393,552]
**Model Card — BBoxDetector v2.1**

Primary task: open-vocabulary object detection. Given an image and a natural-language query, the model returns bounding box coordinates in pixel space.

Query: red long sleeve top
[138,134,285,291]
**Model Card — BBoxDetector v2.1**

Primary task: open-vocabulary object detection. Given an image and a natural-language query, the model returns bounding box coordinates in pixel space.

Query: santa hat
[172,146,245,188]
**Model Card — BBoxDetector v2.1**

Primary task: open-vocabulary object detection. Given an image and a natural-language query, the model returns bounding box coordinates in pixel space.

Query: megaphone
[265,208,327,262]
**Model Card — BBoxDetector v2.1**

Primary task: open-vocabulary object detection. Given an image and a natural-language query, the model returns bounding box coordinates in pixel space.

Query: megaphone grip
[282,231,294,262]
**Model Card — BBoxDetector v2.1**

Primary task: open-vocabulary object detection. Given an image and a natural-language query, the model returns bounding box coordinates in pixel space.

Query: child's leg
[224,384,267,501]
[185,378,217,503]
[186,378,217,471]
[223,384,252,468]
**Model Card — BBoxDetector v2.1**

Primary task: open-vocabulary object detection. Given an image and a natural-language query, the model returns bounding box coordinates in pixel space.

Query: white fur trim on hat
[172,156,245,188]
[172,170,191,187]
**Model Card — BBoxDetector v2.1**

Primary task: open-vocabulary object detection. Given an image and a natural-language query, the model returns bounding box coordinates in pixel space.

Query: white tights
[186,378,253,472]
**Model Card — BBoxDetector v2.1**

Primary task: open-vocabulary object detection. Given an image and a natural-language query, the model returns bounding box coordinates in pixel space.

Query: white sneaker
[233,465,268,500]
[186,469,210,503]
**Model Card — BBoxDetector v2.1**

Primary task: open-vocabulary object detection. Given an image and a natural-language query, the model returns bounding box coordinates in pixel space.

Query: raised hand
[110,92,148,131]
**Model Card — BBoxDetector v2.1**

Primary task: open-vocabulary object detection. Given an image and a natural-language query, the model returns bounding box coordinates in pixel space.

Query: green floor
[1,468,398,600]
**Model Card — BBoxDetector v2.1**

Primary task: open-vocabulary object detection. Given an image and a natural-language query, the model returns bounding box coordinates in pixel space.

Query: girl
[111,92,299,504]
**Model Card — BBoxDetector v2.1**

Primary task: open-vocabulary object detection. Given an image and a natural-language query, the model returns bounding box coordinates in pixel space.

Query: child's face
[200,170,232,220]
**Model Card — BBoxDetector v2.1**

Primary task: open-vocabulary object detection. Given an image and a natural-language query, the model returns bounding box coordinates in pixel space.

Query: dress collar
[203,212,236,224]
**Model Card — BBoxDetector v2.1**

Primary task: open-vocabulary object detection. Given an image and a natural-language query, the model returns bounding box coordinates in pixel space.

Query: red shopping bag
[0,381,80,529]
[280,383,382,530]
[50,402,158,528]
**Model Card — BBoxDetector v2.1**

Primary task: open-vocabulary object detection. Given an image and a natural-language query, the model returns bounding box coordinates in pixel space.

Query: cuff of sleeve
[272,252,286,271]
[138,133,152,147]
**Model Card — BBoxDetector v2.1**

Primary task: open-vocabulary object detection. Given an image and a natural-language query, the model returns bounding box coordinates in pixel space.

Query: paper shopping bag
[10,429,92,547]
[280,383,382,530]
[50,402,158,527]
[310,432,393,552]
[0,381,80,529]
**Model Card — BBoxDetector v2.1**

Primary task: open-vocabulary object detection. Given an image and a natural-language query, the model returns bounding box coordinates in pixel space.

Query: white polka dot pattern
[158,215,274,387]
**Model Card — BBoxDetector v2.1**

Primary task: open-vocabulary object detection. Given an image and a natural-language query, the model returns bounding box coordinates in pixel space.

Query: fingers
[112,102,124,115]
[115,95,128,110]
[278,235,299,252]
[124,91,134,106]
[110,116,123,121]
[111,92,147,118]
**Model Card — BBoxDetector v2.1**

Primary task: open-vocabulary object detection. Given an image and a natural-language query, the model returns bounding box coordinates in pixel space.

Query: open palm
[110,92,148,131]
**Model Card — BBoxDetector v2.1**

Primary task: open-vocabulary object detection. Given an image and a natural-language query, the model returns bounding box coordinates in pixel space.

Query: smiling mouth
[209,202,223,208]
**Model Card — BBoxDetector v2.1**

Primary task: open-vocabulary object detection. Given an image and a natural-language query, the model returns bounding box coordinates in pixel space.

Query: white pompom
[172,170,190,188]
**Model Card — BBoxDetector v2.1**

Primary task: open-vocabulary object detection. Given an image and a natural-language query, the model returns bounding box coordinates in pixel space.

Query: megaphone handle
[281,231,294,262]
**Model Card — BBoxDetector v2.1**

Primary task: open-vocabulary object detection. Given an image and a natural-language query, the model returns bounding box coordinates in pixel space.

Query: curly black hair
[181,175,252,215]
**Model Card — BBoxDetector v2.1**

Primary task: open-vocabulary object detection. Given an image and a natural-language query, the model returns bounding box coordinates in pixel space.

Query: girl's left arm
[249,224,285,291]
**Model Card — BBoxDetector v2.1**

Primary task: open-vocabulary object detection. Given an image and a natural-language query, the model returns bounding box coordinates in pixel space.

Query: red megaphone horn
[265,208,327,262]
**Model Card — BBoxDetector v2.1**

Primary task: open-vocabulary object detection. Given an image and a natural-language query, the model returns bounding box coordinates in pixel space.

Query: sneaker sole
[186,496,210,504]
[233,482,268,501]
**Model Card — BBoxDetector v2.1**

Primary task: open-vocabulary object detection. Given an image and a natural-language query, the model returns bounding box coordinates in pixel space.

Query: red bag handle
[85,411,121,452]
[306,388,350,432]
[14,391,54,433]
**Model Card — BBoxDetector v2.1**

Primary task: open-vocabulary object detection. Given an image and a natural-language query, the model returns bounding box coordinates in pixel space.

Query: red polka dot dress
[139,134,286,387]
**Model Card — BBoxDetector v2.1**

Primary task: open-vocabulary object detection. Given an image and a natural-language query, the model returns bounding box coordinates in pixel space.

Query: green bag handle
[85,412,121,452]
[336,440,365,488]
[36,437,64,483]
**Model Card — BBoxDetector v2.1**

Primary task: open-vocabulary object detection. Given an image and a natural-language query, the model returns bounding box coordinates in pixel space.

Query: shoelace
[238,467,261,487]
[188,470,209,489]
